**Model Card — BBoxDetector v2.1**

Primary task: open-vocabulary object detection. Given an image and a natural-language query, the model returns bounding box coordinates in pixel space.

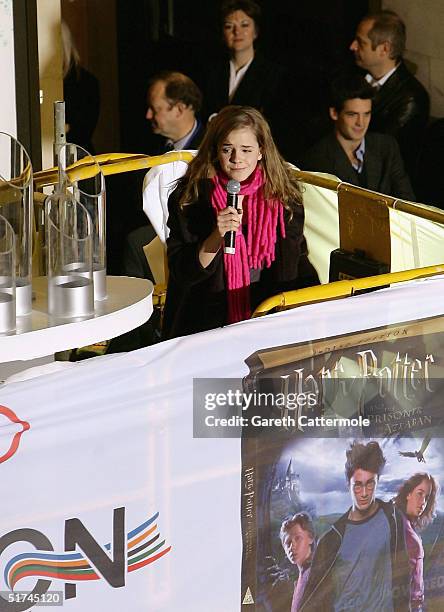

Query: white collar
[228,57,254,101]
[365,64,399,88]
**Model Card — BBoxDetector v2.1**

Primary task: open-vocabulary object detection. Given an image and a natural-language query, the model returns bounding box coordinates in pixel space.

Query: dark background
[61,0,375,273]
[115,0,372,156]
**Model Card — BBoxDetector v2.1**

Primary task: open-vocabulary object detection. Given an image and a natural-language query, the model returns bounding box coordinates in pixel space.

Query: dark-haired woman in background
[395,472,438,612]
[162,105,318,339]
[203,1,287,145]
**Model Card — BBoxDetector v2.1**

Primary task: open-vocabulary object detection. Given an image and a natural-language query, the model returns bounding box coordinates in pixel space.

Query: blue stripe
[127,513,159,540]
[4,512,161,588]
[5,551,83,588]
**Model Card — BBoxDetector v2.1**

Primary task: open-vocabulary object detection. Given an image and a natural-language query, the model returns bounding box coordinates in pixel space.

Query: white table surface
[1,276,153,362]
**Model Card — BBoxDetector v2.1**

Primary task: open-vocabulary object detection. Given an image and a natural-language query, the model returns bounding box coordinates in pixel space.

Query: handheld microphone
[224,179,241,255]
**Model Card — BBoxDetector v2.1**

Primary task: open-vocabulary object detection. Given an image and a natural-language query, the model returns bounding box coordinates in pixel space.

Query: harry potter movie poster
[241,314,444,612]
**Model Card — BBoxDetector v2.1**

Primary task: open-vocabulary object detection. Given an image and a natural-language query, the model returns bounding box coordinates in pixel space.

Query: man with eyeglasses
[299,441,410,611]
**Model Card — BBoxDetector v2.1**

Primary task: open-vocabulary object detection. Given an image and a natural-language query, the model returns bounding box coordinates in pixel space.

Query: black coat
[64,65,100,154]
[299,500,411,612]
[302,131,415,201]
[162,180,319,339]
[203,54,289,152]
[369,61,430,178]
[204,54,285,116]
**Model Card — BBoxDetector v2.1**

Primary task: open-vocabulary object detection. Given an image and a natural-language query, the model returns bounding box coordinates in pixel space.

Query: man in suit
[145,71,204,154]
[108,72,205,350]
[122,71,204,279]
[302,72,415,201]
[350,10,429,181]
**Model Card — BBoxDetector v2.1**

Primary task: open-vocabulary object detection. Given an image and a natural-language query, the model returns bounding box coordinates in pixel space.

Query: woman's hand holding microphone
[199,196,244,267]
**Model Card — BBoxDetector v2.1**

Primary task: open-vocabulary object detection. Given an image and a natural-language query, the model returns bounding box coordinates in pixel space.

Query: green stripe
[128,540,165,566]
[11,564,95,584]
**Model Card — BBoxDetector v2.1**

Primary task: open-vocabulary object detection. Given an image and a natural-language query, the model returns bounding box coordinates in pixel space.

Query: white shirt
[365,64,398,89]
[228,57,254,101]
[351,138,366,174]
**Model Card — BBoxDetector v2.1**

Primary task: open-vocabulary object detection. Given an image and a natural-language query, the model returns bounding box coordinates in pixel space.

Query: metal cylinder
[53,100,66,167]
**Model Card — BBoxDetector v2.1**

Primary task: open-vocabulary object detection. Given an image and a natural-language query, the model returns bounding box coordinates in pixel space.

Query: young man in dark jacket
[302,72,415,201]
[299,441,411,612]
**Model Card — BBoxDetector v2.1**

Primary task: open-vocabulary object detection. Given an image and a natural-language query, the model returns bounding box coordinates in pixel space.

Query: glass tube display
[45,192,94,318]
[58,144,106,300]
[0,132,33,315]
[0,214,15,332]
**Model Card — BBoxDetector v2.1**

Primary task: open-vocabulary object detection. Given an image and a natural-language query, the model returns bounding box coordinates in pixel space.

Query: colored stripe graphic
[127,524,158,550]
[128,547,172,573]
[5,512,170,590]
[127,512,159,540]
[128,533,160,558]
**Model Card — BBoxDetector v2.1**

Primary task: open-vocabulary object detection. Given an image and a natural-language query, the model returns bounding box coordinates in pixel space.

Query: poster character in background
[395,473,438,612]
[299,441,410,612]
[280,512,316,612]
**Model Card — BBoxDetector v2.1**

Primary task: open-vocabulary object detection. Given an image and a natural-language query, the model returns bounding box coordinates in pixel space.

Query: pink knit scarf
[211,166,286,324]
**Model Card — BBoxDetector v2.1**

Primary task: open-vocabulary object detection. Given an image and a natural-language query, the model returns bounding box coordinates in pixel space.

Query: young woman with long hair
[162,105,318,339]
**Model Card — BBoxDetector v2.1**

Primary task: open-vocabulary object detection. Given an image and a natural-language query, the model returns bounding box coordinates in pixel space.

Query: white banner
[1,276,444,611]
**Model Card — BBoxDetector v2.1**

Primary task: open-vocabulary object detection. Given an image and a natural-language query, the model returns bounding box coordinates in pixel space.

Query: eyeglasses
[352,479,376,493]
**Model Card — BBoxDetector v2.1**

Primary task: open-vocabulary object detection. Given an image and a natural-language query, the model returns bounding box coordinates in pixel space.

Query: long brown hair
[395,472,438,530]
[178,105,302,211]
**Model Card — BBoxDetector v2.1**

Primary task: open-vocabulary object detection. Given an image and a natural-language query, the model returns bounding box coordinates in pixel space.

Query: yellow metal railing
[34,154,444,226]
[33,152,444,320]
[296,170,444,225]
[252,264,444,316]
[33,151,195,189]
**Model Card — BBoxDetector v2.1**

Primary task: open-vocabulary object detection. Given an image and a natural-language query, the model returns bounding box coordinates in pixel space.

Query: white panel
[0,0,17,137]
